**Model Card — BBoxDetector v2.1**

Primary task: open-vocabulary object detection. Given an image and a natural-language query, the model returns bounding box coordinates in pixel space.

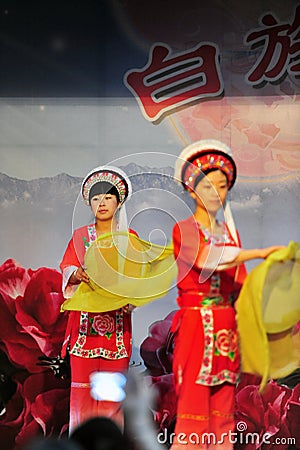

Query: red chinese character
[124,43,223,122]
[245,5,300,85]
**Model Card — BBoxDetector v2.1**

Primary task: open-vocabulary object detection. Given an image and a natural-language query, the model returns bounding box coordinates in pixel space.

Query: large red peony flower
[0,371,70,450]
[0,259,70,449]
[235,376,300,450]
[0,259,68,373]
[285,383,300,447]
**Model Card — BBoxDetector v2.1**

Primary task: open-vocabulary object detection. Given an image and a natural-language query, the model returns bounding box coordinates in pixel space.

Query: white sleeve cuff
[62,265,79,298]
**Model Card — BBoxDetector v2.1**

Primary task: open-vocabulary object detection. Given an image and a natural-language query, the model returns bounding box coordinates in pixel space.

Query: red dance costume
[171,216,246,449]
[60,224,136,432]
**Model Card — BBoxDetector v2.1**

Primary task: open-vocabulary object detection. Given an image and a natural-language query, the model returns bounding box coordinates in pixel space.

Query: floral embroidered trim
[70,311,128,359]
[198,308,214,380]
[87,225,97,245]
[82,224,97,251]
[197,309,239,386]
[210,273,220,296]
[196,369,239,386]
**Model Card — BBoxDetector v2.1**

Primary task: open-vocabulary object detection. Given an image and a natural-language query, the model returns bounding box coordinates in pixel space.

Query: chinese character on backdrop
[124,43,224,122]
[244,5,300,85]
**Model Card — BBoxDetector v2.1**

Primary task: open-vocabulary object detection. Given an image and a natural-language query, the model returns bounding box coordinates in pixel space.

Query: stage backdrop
[0,1,299,449]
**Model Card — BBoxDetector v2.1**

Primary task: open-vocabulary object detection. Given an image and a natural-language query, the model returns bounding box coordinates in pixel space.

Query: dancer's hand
[72,266,90,284]
[122,304,136,313]
[259,245,286,259]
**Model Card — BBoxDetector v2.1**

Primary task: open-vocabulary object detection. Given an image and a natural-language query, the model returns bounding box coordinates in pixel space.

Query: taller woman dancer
[171,140,283,449]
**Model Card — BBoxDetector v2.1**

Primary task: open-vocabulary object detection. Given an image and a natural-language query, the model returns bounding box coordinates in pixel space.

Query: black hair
[88,182,120,204]
[193,167,229,189]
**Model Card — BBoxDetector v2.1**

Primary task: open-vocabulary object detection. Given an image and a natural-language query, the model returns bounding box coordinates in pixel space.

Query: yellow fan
[236,241,300,390]
[61,231,177,313]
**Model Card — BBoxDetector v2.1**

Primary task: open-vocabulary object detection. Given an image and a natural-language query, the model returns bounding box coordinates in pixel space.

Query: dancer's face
[90,193,119,221]
[192,170,229,215]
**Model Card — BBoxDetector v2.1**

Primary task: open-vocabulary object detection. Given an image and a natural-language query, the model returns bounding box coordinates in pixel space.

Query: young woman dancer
[170,140,283,449]
[60,165,136,433]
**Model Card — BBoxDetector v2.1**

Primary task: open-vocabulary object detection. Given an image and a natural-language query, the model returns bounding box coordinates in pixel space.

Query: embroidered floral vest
[69,225,130,359]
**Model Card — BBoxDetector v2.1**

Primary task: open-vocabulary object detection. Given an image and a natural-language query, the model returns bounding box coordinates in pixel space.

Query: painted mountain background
[1,164,299,269]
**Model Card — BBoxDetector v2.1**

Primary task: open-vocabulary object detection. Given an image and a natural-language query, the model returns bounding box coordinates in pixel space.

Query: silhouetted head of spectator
[70,417,132,450]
